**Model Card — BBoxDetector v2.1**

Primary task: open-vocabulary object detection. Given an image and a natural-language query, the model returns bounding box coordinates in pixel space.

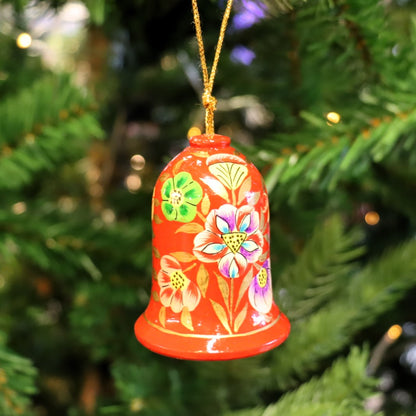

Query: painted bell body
[135,134,290,360]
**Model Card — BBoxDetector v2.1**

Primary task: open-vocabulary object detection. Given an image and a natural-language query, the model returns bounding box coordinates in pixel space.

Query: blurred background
[1,0,416,415]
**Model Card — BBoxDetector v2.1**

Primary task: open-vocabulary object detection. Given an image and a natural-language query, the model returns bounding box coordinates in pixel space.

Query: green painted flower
[161,172,203,222]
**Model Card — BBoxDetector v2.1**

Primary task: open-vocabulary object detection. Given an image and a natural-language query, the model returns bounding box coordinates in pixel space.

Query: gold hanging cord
[191,0,234,137]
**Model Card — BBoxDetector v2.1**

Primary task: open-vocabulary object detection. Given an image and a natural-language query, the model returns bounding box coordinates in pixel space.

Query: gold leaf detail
[153,246,161,259]
[201,194,210,216]
[216,273,229,305]
[208,163,248,190]
[175,222,204,234]
[180,307,194,331]
[159,306,166,327]
[159,172,171,184]
[171,252,197,263]
[247,192,260,206]
[191,150,209,158]
[238,176,252,205]
[153,198,161,207]
[234,304,248,332]
[154,214,163,224]
[152,291,160,302]
[197,264,209,297]
[258,251,268,264]
[235,269,253,310]
[200,177,229,201]
[210,299,232,334]
[172,159,185,176]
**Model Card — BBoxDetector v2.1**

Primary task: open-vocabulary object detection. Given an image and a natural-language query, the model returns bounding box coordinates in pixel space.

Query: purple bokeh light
[231,0,267,31]
[230,45,256,65]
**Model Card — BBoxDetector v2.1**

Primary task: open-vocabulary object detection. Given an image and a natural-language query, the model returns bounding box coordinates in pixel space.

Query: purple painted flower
[249,259,273,313]
[232,0,267,31]
[193,204,264,278]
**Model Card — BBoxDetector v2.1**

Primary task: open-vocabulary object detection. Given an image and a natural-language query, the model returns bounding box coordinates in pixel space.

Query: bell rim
[134,312,290,361]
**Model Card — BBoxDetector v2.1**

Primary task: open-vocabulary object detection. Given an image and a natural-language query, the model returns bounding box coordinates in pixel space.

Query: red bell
[135,134,290,360]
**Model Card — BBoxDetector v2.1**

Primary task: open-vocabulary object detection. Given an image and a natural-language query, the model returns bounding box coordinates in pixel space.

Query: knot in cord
[202,90,217,112]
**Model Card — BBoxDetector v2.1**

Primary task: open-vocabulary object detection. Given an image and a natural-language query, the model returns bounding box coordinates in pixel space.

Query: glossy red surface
[135,134,290,360]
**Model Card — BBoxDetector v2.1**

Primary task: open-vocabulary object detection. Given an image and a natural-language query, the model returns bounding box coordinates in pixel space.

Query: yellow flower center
[169,189,183,207]
[170,270,186,290]
[222,232,247,254]
[257,268,268,288]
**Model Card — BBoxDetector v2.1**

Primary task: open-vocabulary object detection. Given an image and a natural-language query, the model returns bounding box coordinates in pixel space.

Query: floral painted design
[206,154,248,190]
[161,172,203,222]
[248,259,272,313]
[193,204,263,278]
[157,255,201,313]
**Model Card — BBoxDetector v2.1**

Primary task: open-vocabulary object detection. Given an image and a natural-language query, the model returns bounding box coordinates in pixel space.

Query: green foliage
[257,0,416,203]
[271,239,416,389]
[227,347,377,416]
[84,0,106,24]
[1,0,416,415]
[0,333,37,416]
[0,75,103,190]
[278,215,365,320]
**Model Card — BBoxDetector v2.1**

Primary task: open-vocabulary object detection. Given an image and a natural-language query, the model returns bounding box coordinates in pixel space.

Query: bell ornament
[135,134,290,360]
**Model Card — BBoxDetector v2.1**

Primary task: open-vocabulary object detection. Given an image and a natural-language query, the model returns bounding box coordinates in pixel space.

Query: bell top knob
[189,134,231,148]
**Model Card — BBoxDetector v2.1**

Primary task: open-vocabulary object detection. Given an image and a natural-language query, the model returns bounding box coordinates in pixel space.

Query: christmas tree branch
[278,215,365,321]
[0,333,37,416]
[0,76,103,190]
[270,239,416,389]
[226,347,376,416]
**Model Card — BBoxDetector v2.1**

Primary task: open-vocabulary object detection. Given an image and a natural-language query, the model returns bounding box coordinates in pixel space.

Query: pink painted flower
[157,255,201,313]
[248,259,273,313]
[193,204,263,278]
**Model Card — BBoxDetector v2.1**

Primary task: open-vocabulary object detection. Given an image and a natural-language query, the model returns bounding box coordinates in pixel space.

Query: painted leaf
[235,269,253,310]
[247,191,260,206]
[238,176,252,205]
[191,150,210,158]
[258,251,268,264]
[159,172,171,184]
[172,159,185,176]
[171,252,196,263]
[153,198,161,207]
[153,246,161,259]
[154,214,163,224]
[197,264,209,297]
[216,273,229,306]
[200,177,229,201]
[208,163,248,190]
[234,304,248,332]
[210,299,232,334]
[181,307,194,331]
[159,306,166,327]
[201,194,210,216]
[175,222,204,234]
[152,291,160,302]
[260,211,265,233]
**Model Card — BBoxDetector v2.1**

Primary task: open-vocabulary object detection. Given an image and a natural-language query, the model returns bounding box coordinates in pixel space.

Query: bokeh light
[387,324,402,341]
[365,211,380,226]
[12,201,27,215]
[187,126,201,138]
[326,111,341,124]
[125,174,142,193]
[130,154,145,171]
[16,32,32,49]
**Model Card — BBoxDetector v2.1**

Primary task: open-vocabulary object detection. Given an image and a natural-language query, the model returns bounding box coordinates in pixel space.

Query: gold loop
[191,0,233,137]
